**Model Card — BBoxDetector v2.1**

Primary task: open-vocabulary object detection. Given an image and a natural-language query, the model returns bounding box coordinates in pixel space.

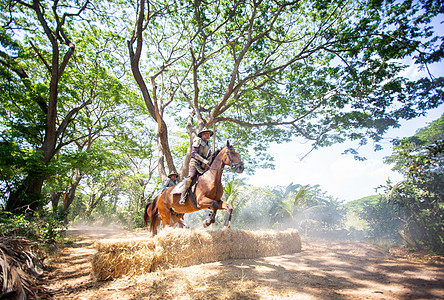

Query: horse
[143,199,159,233]
[144,141,244,235]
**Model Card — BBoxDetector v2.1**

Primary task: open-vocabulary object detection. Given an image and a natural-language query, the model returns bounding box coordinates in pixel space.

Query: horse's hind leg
[152,214,161,235]
[177,214,189,228]
[170,212,187,228]
[157,193,175,229]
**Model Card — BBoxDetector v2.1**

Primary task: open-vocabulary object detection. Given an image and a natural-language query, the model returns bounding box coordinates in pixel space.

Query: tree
[359,194,405,243]
[128,0,444,181]
[381,114,444,253]
[270,183,306,222]
[222,178,247,221]
[45,31,143,216]
[269,183,344,232]
[1,0,92,213]
[111,124,159,212]
[0,0,138,214]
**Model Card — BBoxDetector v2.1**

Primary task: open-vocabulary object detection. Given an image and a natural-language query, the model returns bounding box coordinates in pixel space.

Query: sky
[241,14,444,202]
[241,107,443,202]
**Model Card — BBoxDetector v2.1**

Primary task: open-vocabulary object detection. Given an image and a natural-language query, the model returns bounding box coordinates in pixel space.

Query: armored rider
[179,128,213,204]
[162,171,178,191]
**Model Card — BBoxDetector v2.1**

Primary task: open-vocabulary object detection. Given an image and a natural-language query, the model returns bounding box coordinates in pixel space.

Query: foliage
[217,184,276,229]
[129,0,444,181]
[222,178,247,219]
[358,194,404,244]
[343,195,380,231]
[266,183,345,232]
[0,210,65,248]
[209,182,346,233]
[368,115,444,253]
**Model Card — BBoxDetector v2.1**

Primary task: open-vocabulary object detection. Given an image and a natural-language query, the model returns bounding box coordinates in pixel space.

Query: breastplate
[199,140,210,158]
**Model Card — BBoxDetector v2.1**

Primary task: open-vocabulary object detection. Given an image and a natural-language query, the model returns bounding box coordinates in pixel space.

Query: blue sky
[242,107,443,202]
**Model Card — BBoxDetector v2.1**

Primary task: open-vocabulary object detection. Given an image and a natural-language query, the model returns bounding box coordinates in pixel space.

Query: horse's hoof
[203,219,211,228]
[223,221,231,228]
[221,225,231,237]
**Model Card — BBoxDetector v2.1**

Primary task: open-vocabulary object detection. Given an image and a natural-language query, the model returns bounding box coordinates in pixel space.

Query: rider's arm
[194,153,209,165]
[191,138,209,165]
[162,178,170,190]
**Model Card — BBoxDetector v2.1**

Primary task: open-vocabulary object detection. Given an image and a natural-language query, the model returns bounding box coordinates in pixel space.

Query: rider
[179,127,213,204]
[162,171,178,191]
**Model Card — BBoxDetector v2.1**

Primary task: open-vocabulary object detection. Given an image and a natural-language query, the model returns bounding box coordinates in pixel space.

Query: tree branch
[56,99,92,142]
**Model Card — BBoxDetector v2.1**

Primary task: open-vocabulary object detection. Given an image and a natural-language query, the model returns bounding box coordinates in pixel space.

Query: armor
[190,136,212,174]
[180,128,213,204]
[162,177,177,191]
[162,171,178,191]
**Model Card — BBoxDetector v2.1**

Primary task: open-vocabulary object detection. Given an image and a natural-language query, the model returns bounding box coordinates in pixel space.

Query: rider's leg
[179,177,192,204]
[179,166,196,204]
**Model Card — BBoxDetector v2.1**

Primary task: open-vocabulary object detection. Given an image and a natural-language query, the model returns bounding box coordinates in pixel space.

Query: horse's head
[222,141,244,173]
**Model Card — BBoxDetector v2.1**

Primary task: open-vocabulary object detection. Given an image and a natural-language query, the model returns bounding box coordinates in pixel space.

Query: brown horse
[144,141,244,235]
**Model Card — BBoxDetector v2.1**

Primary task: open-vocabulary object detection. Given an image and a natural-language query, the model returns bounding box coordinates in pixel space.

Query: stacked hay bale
[92,228,301,280]
[91,237,157,280]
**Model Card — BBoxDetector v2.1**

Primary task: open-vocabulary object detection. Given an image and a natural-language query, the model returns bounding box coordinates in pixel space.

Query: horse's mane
[207,143,234,167]
[208,147,222,167]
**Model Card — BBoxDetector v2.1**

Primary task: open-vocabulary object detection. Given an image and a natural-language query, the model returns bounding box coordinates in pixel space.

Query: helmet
[168,171,178,178]
[198,127,214,137]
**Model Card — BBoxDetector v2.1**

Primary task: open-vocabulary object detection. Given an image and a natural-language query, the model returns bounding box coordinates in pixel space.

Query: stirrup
[179,177,192,205]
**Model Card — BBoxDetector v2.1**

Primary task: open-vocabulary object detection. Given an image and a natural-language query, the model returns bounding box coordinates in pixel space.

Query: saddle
[171,176,198,194]
[171,181,185,195]
[171,177,199,209]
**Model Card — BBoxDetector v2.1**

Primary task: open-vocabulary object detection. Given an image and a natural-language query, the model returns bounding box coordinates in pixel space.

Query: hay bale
[91,238,157,280]
[92,228,301,280]
[153,227,217,269]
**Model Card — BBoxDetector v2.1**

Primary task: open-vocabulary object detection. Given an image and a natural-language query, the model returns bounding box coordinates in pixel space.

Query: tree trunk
[85,193,104,218]
[5,173,45,213]
[4,0,85,214]
[50,191,63,212]
[61,170,83,214]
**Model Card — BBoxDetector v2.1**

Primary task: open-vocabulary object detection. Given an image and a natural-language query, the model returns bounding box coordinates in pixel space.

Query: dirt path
[46,225,444,299]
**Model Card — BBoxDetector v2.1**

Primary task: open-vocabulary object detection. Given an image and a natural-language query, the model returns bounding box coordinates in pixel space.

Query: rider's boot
[179,177,192,205]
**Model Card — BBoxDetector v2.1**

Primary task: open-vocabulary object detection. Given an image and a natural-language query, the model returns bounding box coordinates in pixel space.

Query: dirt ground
[45,225,444,299]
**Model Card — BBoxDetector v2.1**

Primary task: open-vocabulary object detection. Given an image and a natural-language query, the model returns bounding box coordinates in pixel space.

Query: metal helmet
[198,127,214,138]
[168,171,178,178]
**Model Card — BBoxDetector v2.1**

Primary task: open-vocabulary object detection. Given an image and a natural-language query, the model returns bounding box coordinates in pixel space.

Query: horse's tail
[144,196,160,233]
[143,201,151,228]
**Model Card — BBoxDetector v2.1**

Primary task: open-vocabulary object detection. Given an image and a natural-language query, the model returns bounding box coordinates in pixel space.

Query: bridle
[209,146,242,171]
[225,147,243,170]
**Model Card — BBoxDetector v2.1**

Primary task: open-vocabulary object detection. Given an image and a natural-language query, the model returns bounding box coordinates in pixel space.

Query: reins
[208,147,239,171]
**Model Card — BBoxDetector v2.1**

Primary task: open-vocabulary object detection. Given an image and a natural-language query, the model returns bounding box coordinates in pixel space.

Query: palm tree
[270,184,310,225]
[222,178,247,222]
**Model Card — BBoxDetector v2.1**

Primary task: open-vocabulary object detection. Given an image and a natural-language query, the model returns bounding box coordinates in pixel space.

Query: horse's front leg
[199,198,219,228]
[219,201,233,228]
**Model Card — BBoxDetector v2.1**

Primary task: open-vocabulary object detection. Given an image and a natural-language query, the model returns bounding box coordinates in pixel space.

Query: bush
[0,210,65,248]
